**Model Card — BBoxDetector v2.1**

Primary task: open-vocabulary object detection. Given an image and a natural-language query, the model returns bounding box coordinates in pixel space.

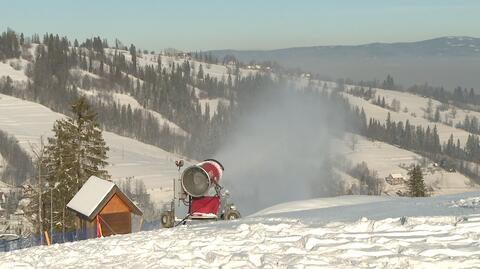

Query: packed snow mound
[2,192,480,268]
[252,195,392,217]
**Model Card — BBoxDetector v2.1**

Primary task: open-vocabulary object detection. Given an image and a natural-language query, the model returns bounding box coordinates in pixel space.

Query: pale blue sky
[1,0,479,51]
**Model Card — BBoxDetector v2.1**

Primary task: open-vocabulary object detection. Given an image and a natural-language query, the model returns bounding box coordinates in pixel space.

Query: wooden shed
[67,176,142,238]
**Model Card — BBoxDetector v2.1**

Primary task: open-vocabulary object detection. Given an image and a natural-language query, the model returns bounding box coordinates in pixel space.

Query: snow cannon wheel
[224,209,241,220]
[161,211,175,228]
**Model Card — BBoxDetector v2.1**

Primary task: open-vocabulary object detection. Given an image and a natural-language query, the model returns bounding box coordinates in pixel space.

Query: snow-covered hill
[1,42,479,201]
[1,192,479,268]
[339,134,479,195]
[0,93,186,206]
[103,48,258,81]
[371,87,480,129]
[77,88,188,136]
[342,90,471,144]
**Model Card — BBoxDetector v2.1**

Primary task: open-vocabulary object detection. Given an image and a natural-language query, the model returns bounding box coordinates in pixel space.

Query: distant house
[385,173,406,185]
[67,176,142,238]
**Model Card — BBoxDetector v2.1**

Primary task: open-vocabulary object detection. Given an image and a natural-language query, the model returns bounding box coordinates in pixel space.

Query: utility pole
[62,197,65,242]
[30,138,44,245]
[38,155,43,245]
[50,186,53,244]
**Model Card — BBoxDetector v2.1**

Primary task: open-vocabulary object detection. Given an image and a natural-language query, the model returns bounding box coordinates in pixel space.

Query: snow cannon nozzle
[181,160,224,197]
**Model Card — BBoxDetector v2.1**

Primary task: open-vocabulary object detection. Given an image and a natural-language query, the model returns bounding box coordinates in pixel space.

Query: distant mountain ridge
[212,36,480,58]
[210,36,480,90]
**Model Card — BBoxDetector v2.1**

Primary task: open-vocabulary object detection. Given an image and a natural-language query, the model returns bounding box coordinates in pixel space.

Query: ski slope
[1,192,479,268]
[0,93,186,206]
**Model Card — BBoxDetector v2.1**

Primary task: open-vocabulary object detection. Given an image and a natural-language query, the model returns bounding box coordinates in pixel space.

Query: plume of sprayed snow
[215,86,345,215]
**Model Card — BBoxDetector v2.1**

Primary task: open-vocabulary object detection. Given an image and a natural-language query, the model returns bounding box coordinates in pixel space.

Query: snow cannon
[161,158,240,228]
[181,159,224,197]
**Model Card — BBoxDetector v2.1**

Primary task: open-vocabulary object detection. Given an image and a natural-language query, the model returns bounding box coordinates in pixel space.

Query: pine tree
[407,165,427,197]
[197,64,204,80]
[129,44,137,74]
[41,97,110,232]
[434,107,440,122]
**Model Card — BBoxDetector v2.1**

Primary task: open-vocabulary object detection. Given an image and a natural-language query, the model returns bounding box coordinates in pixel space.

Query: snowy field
[339,134,479,195]
[0,94,186,206]
[1,192,479,268]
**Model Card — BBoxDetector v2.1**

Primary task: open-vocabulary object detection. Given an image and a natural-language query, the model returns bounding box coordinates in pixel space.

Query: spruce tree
[41,97,109,232]
[407,165,427,197]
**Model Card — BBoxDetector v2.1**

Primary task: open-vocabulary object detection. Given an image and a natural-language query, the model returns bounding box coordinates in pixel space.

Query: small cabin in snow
[67,176,142,238]
[385,173,406,185]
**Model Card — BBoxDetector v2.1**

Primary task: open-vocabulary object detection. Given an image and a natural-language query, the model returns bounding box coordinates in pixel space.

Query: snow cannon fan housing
[181,160,224,197]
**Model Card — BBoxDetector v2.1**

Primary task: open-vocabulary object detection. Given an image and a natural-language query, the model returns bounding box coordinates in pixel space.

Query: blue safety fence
[141,219,161,231]
[0,229,93,252]
[0,221,163,252]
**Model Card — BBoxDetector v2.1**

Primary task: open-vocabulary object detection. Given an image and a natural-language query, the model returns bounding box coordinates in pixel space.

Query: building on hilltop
[385,173,407,185]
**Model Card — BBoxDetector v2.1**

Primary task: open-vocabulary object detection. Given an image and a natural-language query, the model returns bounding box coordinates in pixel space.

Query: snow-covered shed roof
[388,173,404,179]
[67,176,142,221]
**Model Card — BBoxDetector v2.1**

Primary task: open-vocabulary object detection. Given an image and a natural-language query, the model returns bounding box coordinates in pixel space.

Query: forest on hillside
[2,29,480,191]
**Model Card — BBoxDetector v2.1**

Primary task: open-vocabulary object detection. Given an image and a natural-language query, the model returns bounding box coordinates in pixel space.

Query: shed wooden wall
[99,193,132,236]
[76,192,133,238]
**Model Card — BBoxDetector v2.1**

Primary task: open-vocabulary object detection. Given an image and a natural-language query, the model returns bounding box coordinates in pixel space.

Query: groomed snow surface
[1,192,480,268]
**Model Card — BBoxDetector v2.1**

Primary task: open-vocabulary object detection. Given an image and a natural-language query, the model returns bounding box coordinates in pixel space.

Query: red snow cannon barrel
[181,159,224,197]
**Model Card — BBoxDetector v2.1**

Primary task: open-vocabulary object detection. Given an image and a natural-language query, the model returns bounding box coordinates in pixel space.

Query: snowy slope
[0,59,28,82]
[191,86,231,119]
[372,87,480,129]
[0,94,186,206]
[77,88,188,136]
[1,192,479,268]
[342,92,471,144]
[339,134,479,195]
[103,48,258,82]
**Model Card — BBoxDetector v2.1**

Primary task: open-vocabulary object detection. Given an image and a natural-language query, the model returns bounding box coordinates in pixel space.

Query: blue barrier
[141,219,160,231]
[0,229,92,252]
[1,222,161,252]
